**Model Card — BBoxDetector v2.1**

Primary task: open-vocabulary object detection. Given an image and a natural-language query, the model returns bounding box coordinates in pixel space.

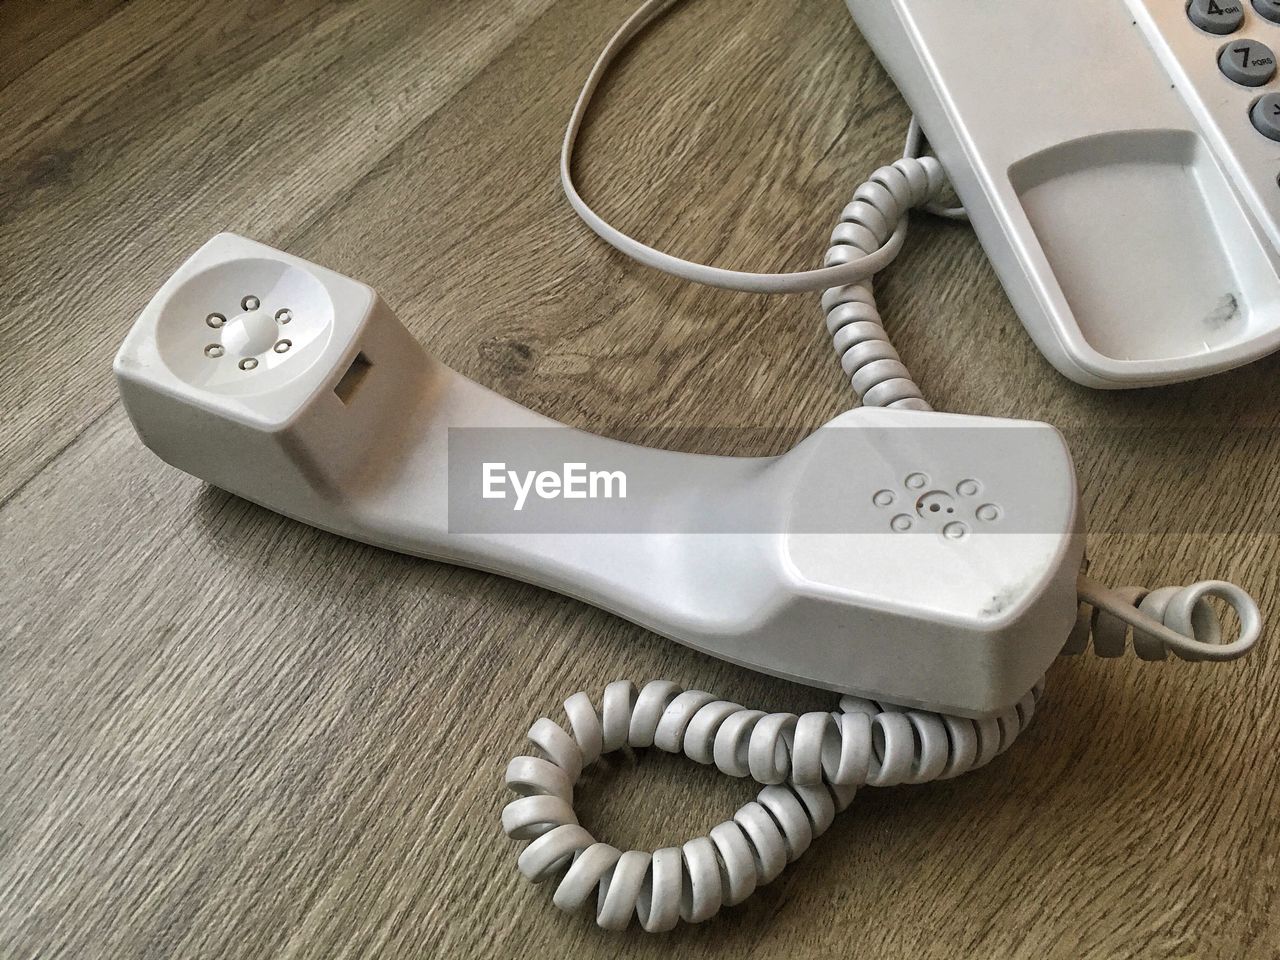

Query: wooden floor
[2,1,1278,957]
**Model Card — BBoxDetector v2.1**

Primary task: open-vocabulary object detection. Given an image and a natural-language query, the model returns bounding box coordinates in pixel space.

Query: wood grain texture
[1,1,1277,958]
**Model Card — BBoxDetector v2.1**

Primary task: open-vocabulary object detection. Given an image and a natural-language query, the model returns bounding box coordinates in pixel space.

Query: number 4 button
[1189,0,1245,34]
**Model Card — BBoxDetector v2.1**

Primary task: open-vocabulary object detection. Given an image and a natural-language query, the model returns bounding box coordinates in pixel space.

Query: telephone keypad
[1191,3,1280,144]
[1135,0,1280,243]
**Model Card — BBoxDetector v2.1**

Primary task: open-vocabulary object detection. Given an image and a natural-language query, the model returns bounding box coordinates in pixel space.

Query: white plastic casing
[115,234,1085,717]
[847,0,1280,387]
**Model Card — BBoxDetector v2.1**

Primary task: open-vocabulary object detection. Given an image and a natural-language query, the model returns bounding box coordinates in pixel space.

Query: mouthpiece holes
[273,339,292,354]
[241,295,260,311]
[204,344,224,358]
[275,308,292,324]
[206,312,226,328]
[238,357,258,371]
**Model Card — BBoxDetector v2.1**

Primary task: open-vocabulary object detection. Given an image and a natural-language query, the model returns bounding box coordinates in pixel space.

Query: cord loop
[1070,577,1262,662]
[502,678,1044,930]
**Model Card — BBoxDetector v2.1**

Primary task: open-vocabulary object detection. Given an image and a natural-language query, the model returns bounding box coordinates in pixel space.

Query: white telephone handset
[115,233,1095,716]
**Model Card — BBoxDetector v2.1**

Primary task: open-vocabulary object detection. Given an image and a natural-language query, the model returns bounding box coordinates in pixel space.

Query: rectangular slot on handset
[334,352,372,404]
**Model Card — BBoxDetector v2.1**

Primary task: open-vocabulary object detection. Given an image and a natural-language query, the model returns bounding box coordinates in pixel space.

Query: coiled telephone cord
[506,0,1265,931]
